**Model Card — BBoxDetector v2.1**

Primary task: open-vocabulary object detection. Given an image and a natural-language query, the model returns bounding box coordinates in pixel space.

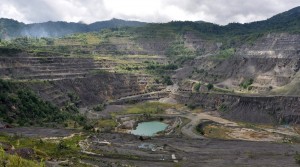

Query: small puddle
[131,121,168,136]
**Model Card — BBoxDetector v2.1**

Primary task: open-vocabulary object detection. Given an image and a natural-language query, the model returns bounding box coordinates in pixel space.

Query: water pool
[131,121,168,136]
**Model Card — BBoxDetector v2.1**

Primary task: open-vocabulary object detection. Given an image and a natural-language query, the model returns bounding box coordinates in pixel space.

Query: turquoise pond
[131,121,168,136]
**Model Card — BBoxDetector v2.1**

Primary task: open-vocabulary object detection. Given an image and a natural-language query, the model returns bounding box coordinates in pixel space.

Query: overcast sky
[0,0,299,25]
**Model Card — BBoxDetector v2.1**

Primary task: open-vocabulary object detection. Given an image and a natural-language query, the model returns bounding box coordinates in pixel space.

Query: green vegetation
[207,83,214,91]
[218,104,228,112]
[166,39,194,57]
[122,102,172,115]
[0,147,44,167]
[94,119,117,130]
[0,79,65,126]
[187,103,197,110]
[93,103,106,112]
[0,8,298,165]
[239,78,254,89]
[202,125,232,139]
[174,56,196,65]
[212,48,235,59]
[67,92,80,104]
[162,76,173,85]
[1,7,299,61]
[89,69,110,75]
[193,82,201,92]
[0,48,22,56]
[0,133,85,159]
[145,62,177,85]
[295,152,300,164]
[0,18,146,39]
[145,62,178,72]
[117,64,140,72]
[0,79,87,127]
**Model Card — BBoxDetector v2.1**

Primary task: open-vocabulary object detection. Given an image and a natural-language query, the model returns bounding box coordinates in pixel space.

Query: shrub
[67,92,80,103]
[193,82,201,92]
[218,104,228,112]
[187,104,197,110]
[57,141,68,151]
[239,79,254,89]
[295,152,300,164]
[207,83,214,91]
[162,76,173,85]
[93,104,105,112]
[83,124,94,131]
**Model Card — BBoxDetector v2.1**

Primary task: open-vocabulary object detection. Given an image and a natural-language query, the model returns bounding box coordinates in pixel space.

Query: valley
[0,6,300,167]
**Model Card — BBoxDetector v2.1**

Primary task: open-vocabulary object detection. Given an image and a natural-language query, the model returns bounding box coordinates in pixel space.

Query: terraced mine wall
[189,56,300,85]
[176,33,300,93]
[0,51,147,107]
[174,92,300,124]
[0,56,116,80]
[27,73,147,107]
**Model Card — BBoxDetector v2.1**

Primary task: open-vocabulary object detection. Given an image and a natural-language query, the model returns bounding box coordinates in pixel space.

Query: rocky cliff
[0,50,148,107]
[176,33,300,95]
[174,92,300,124]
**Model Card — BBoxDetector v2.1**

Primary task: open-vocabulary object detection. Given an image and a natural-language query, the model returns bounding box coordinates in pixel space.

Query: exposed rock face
[238,33,300,58]
[174,92,300,124]
[188,57,298,86]
[183,32,220,54]
[27,73,147,107]
[177,33,300,95]
[167,33,300,125]
[134,31,220,56]
[7,148,36,159]
[0,51,147,107]
[0,55,116,80]
[1,32,300,123]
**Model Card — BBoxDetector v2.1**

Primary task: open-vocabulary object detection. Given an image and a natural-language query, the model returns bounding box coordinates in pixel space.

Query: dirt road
[179,111,238,139]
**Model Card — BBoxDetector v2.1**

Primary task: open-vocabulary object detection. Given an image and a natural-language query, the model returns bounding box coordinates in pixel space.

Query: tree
[207,83,214,91]
[162,76,173,85]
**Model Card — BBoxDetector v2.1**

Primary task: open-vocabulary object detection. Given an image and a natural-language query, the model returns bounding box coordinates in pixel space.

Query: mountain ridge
[0,6,299,39]
[0,18,147,38]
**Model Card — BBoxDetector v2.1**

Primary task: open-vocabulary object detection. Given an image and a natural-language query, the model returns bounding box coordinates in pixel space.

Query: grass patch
[239,78,254,90]
[122,102,173,115]
[0,133,85,159]
[202,125,232,139]
[211,48,235,60]
[94,119,117,129]
[237,122,274,130]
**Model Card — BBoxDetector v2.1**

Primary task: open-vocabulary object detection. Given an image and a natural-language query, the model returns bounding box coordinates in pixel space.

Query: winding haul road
[179,111,238,139]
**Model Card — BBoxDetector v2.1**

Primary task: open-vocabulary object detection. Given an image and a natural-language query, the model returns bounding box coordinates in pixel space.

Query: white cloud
[0,2,27,22]
[0,0,299,24]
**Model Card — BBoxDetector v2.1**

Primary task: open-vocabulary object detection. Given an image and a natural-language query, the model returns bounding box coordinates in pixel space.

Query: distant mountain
[0,6,299,39]
[0,18,147,39]
[89,18,146,31]
[228,6,300,34]
[23,21,88,38]
[164,6,300,38]
[0,18,25,39]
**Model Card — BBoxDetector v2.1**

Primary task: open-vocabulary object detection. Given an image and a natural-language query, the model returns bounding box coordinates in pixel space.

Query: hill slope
[1,6,299,39]
[0,18,146,38]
